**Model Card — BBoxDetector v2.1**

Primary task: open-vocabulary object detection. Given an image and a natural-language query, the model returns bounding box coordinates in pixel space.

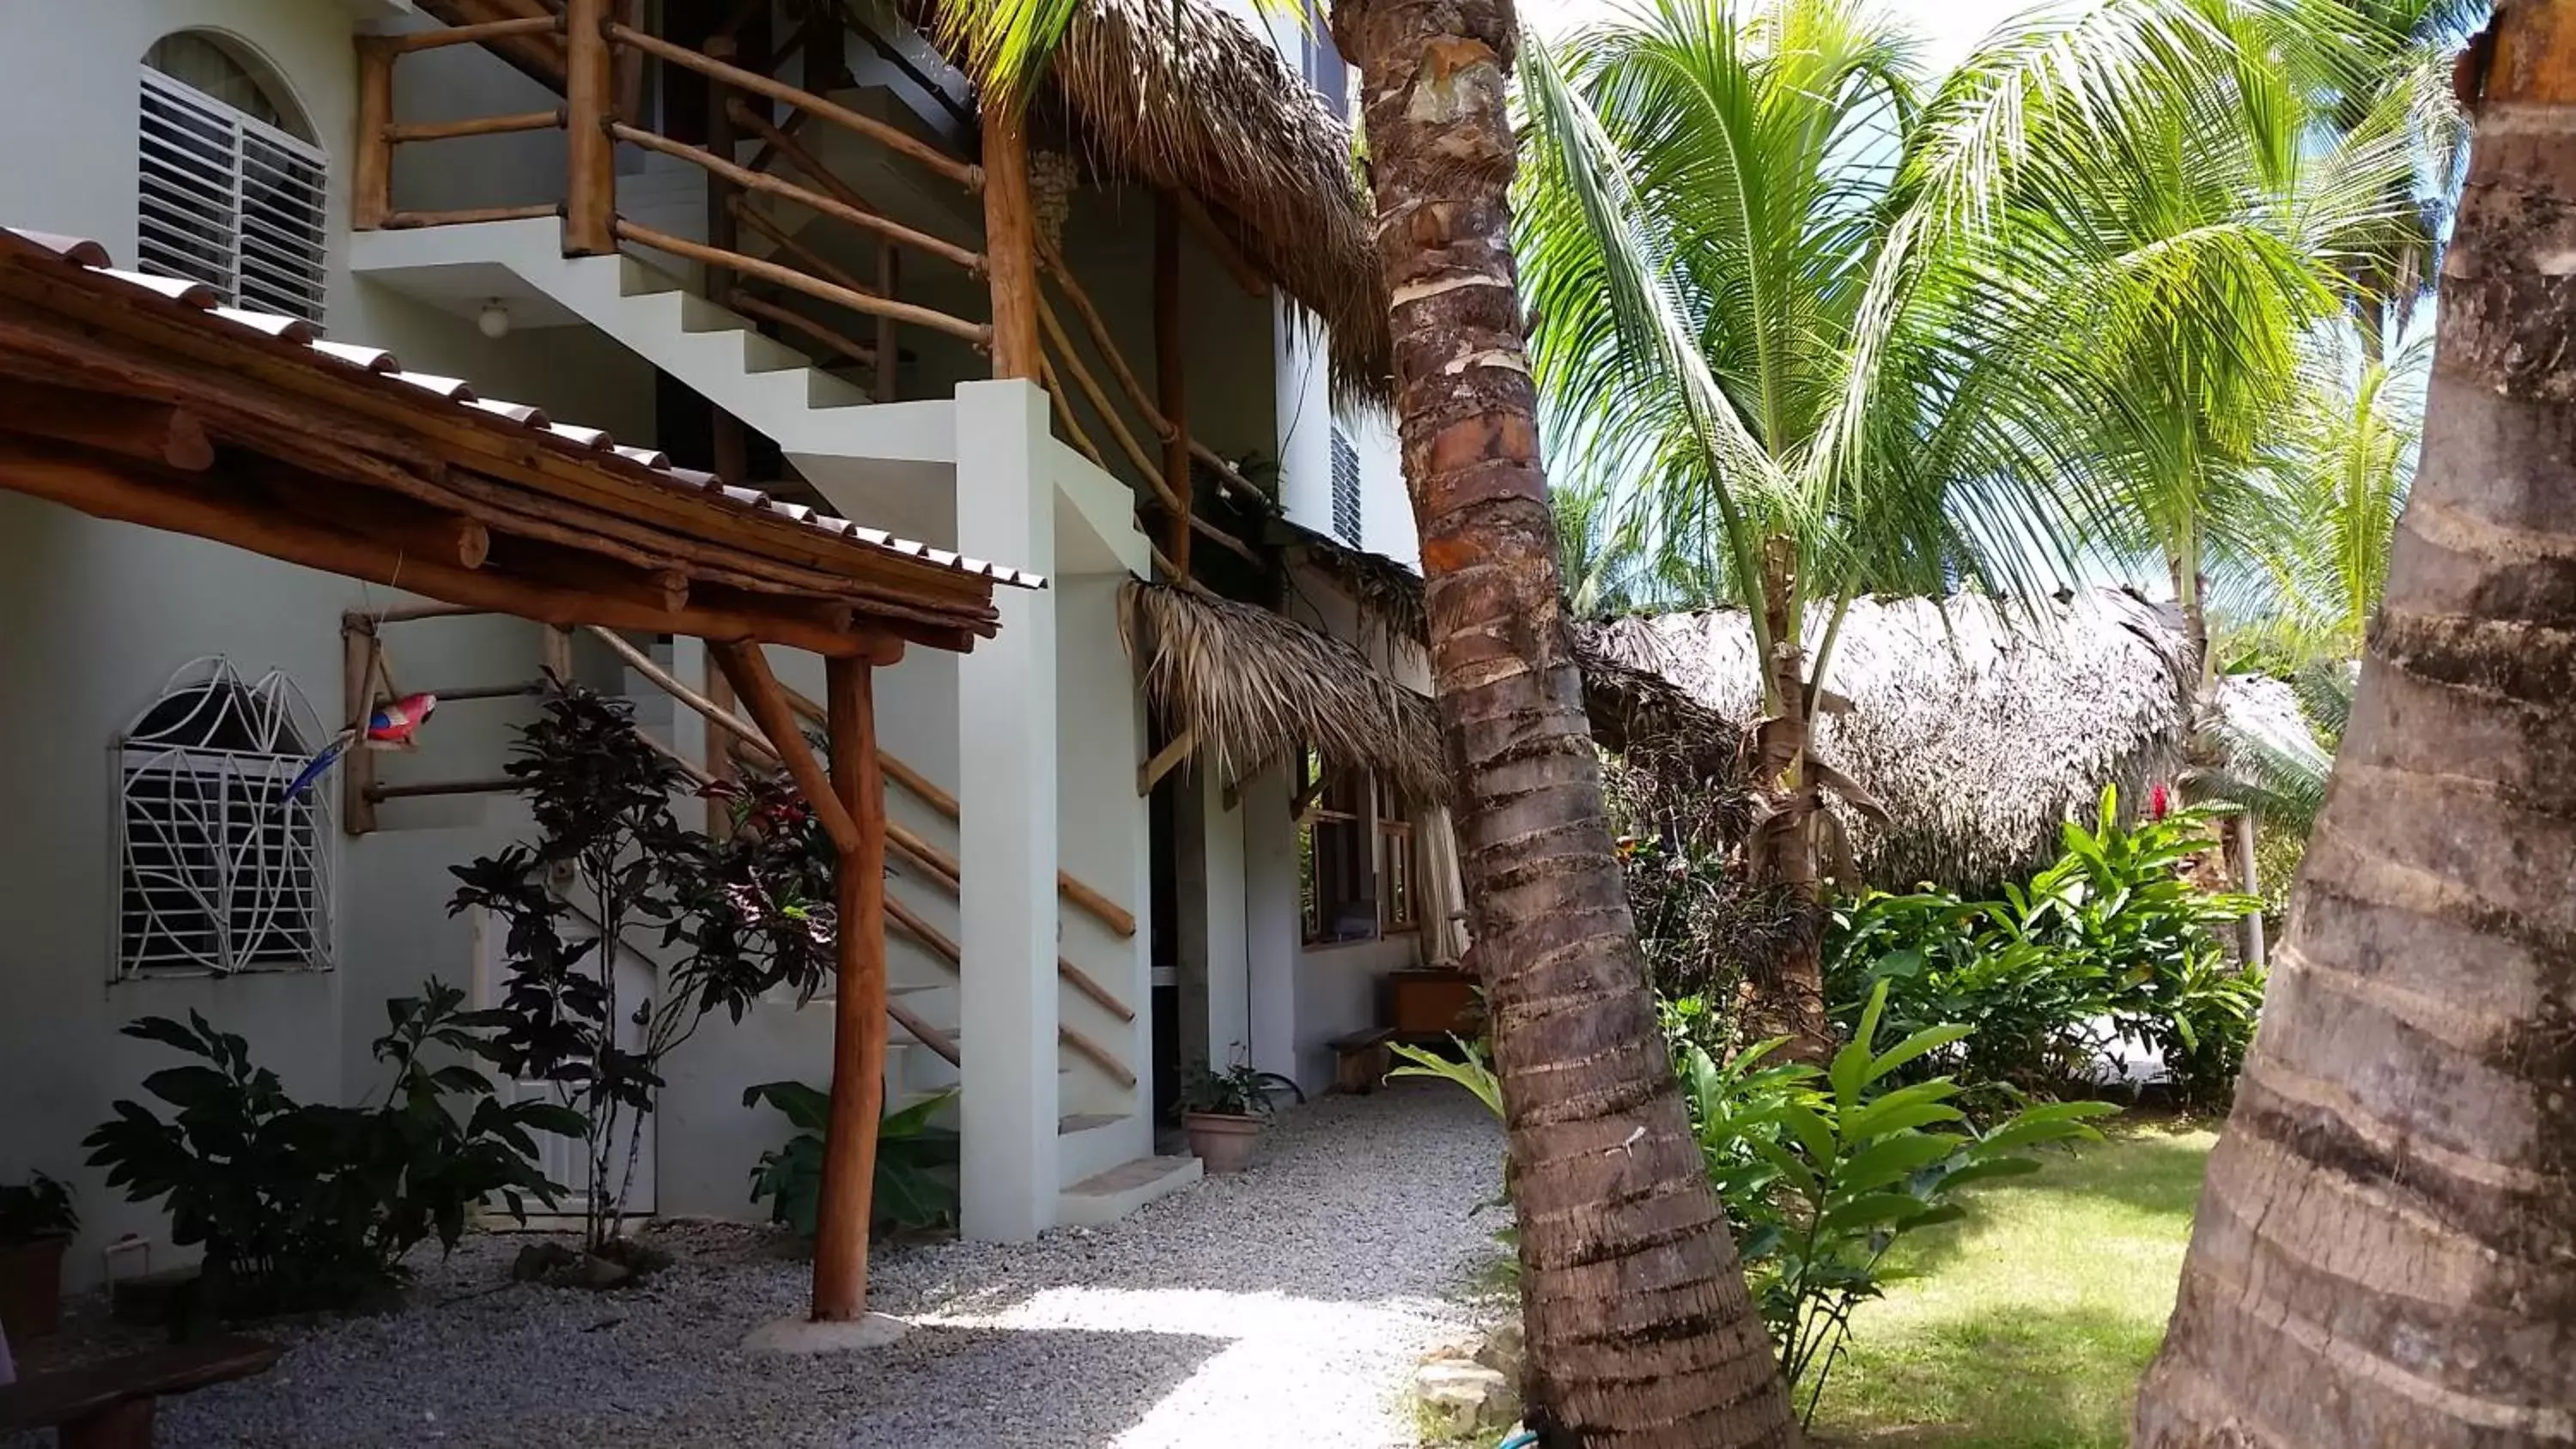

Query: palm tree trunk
[2133,8,2576,1441]
[1736,537,1831,1058]
[1335,3,1798,1445]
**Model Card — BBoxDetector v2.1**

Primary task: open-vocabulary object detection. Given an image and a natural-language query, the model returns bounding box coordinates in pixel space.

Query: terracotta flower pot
[0,1235,69,1340]
[1182,1112,1263,1173]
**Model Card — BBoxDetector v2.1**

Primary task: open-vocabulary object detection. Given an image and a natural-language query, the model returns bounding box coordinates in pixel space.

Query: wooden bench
[0,1335,276,1448]
[1329,1028,1396,1094]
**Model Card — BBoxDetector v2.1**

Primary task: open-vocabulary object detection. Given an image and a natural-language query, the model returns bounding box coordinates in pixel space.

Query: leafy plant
[742,1083,961,1236]
[1670,982,2117,1423]
[82,981,579,1319]
[1827,785,2264,1109]
[0,1173,76,1243]
[1387,1038,1504,1117]
[1177,1056,1305,1118]
[450,685,839,1252]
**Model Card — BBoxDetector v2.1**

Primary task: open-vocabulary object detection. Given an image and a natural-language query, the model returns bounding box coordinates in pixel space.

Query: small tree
[450,684,835,1252]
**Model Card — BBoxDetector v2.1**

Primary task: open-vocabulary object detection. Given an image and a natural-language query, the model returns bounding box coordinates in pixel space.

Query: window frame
[1296,751,1425,946]
[138,52,329,324]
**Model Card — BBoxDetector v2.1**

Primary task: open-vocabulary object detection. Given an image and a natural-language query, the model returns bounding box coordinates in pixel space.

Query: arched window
[117,658,334,979]
[139,32,328,322]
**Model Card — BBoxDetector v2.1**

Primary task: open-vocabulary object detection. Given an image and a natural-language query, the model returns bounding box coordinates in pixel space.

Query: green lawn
[1809,1120,2215,1448]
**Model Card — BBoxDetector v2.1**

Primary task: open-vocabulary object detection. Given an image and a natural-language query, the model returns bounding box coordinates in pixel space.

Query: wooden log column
[1154,190,1190,579]
[710,639,891,1322]
[563,0,617,257]
[354,38,395,232]
[980,107,1042,380]
[817,654,890,1320]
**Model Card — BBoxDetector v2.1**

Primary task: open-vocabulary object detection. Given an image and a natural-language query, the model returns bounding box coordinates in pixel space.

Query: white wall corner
[954,379,1060,1242]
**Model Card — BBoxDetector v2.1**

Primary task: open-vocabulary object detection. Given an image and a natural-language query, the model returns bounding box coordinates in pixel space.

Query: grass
[1807,1119,2216,1449]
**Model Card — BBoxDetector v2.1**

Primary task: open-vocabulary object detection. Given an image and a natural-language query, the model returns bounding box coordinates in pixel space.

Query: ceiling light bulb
[477,300,511,340]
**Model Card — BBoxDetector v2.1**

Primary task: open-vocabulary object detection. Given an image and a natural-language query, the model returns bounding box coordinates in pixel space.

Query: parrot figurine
[281,693,438,803]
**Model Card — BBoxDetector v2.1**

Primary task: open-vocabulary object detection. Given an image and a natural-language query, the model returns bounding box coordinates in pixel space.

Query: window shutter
[138,67,327,323]
[1330,427,1363,548]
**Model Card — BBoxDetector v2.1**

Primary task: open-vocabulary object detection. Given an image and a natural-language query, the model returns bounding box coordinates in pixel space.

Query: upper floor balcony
[342,0,1413,584]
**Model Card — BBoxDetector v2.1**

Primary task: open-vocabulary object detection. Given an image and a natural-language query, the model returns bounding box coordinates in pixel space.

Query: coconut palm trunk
[1335,3,1799,1444]
[1741,537,1831,1058]
[2132,6,2576,1442]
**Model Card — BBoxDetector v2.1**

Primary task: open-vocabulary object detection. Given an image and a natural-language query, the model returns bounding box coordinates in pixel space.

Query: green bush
[1825,786,2263,1110]
[1669,983,2117,1423]
[742,1082,961,1236]
[83,981,581,1320]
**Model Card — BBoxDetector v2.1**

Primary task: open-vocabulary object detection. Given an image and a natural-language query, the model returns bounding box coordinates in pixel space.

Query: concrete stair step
[1057,1155,1201,1228]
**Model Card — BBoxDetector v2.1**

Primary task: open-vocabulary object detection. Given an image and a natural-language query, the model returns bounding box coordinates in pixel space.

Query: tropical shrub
[83,981,580,1319]
[451,685,840,1252]
[1668,983,2117,1422]
[1826,786,2263,1109]
[742,1083,961,1236]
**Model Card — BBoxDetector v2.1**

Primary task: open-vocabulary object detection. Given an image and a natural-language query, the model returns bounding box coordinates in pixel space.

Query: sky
[1524,0,2045,73]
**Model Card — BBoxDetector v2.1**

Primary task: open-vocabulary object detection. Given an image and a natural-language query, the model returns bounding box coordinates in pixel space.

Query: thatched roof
[1581,591,2203,890]
[1122,580,1448,803]
[930,0,1391,403]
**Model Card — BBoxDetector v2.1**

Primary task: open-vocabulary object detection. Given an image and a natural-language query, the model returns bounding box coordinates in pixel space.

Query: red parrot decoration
[281,693,438,803]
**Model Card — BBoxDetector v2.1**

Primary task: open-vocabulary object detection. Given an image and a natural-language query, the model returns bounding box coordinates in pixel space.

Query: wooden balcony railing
[352,0,1273,588]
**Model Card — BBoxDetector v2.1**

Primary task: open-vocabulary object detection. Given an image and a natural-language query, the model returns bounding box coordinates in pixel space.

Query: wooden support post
[703,34,738,306]
[563,0,617,257]
[812,654,888,1321]
[874,244,901,402]
[354,39,395,232]
[804,0,851,94]
[1138,726,1195,796]
[342,621,380,834]
[711,640,863,855]
[1155,190,1191,579]
[980,106,1042,381]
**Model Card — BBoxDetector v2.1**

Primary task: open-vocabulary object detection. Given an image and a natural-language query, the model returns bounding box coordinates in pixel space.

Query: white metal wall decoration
[114,658,334,979]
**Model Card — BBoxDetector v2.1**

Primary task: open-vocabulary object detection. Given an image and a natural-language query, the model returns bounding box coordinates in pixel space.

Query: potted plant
[1177,1058,1303,1174]
[0,1173,77,1339]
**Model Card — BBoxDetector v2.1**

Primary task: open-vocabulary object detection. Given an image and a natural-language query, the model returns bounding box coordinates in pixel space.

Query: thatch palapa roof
[928,0,1392,403]
[1582,591,2207,890]
[1122,581,1447,805]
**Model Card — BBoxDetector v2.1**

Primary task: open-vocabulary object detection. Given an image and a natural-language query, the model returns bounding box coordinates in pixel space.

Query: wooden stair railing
[585,627,1141,1031]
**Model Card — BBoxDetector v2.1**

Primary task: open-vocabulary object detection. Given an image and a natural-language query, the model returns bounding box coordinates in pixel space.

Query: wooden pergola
[0,225,1042,1320]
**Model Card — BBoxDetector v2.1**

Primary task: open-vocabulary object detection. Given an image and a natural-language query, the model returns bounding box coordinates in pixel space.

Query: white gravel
[45,1081,1505,1449]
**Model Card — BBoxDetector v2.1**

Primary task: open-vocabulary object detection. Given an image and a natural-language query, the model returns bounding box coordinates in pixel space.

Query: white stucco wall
[0,0,656,1284]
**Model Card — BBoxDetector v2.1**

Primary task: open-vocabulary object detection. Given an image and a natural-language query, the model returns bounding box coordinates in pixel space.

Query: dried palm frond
[1121,581,1447,803]
[926,0,1389,404]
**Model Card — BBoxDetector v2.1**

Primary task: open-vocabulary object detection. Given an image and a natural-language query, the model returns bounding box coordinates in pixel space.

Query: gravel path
[49,1082,1504,1449]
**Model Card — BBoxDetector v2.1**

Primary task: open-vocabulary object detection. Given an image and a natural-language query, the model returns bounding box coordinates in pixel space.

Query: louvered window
[116,659,334,979]
[1330,427,1363,547]
[139,51,327,323]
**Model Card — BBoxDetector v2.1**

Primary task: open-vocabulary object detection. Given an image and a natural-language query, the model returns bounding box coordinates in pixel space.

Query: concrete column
[955,379,1059,1242]
[1176,766,1250,1071]
[1242,763,1301,1081]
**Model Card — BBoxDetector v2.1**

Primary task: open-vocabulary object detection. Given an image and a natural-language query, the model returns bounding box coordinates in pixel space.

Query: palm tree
[2132,1,2576,1437]
[948,3,1803,1444]
[1514,0,2405,1052]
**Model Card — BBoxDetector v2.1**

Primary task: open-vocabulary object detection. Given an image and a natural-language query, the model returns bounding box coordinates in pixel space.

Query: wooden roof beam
[0,378,213,471]
[0,436,877,655]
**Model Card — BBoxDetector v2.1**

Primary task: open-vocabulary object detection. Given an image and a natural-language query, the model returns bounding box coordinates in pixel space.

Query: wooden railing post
[702,33,738,306]
[1155,189,1190,579]
[981,106,1042,380]
[354,38,395,232]
[563,0,617,257]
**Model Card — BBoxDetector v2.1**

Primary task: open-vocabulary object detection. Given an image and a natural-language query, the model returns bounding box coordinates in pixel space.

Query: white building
[0,0,1466,1281]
